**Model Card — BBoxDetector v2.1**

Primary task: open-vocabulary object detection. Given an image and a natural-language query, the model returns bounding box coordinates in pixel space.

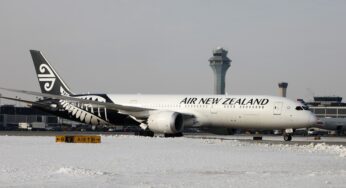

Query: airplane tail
[30,50,74,96]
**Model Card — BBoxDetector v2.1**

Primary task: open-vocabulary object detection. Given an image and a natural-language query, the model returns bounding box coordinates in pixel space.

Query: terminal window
[338,109,346,115]
[314,109,325,114]
[326,109,337,115]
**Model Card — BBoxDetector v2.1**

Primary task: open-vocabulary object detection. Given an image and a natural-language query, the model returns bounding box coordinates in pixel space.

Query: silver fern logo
[60,99,109,125]
[59,87,109,126]
[60,87,70,96]
[38,64,56,91]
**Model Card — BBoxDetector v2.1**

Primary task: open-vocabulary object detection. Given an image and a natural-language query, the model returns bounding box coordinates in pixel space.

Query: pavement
[0,131,346,146]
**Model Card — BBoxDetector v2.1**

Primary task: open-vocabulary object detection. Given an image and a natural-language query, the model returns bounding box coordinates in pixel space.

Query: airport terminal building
[305,97,346,118]
[0,105,78,130]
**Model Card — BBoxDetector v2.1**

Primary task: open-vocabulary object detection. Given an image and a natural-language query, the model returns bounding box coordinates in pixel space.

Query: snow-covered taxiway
[0,135,346,188]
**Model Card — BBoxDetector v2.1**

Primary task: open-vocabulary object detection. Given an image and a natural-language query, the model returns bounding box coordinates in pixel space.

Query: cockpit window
[295,106,303,111]
[296,106,310,111]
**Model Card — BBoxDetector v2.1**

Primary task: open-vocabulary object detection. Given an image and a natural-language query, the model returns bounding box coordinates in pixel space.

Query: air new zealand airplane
[0,50,317,141]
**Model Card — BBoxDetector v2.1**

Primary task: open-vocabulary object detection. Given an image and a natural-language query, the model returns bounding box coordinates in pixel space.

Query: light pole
[14,96,18,125]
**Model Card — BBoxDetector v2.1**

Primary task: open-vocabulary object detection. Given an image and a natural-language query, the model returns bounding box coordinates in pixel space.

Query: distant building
[304,96,346,118]
[0,105,58,129]
[209,47,231,95]
[0,105,88,130]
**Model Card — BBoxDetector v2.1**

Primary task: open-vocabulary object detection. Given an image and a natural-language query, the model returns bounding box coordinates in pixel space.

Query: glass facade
[338,109,346,114]
[313,108,325,114]
[311,107,346,118]
[326,109,337,114]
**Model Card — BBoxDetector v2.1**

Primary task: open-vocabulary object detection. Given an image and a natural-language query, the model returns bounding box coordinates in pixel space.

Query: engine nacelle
[147,111,184,134]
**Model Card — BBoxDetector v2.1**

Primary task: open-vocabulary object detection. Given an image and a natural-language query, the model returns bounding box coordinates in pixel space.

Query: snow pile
[56,167,106,176]
[310,143,346,157]
[255,142,346,157]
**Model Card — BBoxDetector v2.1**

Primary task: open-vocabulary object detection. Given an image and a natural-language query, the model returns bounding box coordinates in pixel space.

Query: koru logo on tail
[38,64,56,91]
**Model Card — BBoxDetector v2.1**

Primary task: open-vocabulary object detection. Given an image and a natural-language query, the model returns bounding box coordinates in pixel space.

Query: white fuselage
[106,94,316,129]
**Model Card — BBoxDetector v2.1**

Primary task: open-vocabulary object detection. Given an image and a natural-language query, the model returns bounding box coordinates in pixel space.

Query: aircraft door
[210,105,217,114]
[273,102,283,115]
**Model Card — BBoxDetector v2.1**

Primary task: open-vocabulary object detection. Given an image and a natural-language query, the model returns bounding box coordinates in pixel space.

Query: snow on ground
[0,135,346,188]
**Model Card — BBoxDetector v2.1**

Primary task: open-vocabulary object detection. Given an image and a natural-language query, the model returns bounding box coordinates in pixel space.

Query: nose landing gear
[283,133,292,141]
[283,128,294,141]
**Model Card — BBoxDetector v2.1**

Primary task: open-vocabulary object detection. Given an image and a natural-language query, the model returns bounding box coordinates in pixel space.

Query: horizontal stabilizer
[0,95,45,107]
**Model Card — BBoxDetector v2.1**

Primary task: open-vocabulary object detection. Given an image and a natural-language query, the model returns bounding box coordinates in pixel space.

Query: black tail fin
[30,50,74,96]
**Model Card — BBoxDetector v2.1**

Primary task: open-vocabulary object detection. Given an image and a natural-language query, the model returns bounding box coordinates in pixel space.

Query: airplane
[313,117,346,135]
[0,50,317,141]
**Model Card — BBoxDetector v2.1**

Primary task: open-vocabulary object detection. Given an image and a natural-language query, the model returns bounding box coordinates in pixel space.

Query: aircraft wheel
[336,126,343,136]
[164,132,184,138]
[137,130,154,137]
[147,131,155,137]
[227,128,236,135]
[283,134,292,141]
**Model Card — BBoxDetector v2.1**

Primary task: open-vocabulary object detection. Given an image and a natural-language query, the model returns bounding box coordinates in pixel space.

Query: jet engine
[147,111,184,134]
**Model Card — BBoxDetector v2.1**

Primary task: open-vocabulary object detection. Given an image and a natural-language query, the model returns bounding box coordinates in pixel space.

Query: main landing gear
[136,130,184,138]
[164,132,184,138]
[136,130,154,137]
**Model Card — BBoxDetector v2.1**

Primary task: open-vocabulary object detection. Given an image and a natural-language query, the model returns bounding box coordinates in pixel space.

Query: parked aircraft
[315,117,346,135]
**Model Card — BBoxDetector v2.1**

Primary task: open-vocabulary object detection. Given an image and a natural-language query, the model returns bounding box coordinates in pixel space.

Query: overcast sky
[0,0,345,102]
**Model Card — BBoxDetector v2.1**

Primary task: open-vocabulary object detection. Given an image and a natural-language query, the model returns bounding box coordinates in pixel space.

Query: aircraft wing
[0,95,45,107]
[0,87,149,112]
[0,87,195,120]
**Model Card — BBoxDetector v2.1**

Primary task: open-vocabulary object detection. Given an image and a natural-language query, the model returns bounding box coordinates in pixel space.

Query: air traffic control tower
[209,47,231,95]
[278,82,288,97]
